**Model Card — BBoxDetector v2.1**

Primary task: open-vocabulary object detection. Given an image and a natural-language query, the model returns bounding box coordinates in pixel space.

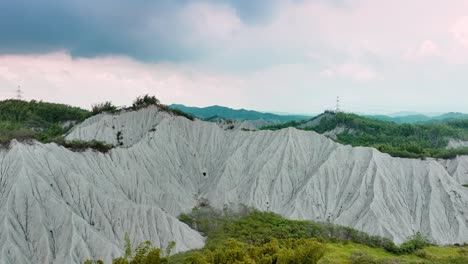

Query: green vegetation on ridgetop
[0,99,91,145]
[0,99,114,152]
[0,95,193,151]
[86,207,468,264]
[262,111,468,159]
[169,104,312,122]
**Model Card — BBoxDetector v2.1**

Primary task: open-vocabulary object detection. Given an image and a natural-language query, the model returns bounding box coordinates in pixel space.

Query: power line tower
[16,85,23,100]
[335,96,340,113]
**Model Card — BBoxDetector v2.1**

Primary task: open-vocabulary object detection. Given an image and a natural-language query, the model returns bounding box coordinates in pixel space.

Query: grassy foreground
[88,207,468,264]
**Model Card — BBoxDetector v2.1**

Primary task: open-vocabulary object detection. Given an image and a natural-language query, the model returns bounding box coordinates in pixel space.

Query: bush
[386,232,432,255]
[91,101,118,115]
[61,140,114,153]
[132,95,160,110]
[183,238,325,264]
[349,251,377,264]
[86,233,177,264]
[160,105,195,121]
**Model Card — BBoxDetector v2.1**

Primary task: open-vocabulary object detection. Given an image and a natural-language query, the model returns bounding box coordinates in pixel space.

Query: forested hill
[367,112,468,124]
[262,111,468,159]
[0,99,90,144]
[169,104,312,122]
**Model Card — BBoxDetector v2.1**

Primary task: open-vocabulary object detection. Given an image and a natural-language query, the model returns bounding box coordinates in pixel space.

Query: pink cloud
[174,0,468,64]
[0,52,247,109]
[452,16,468,47]
[321,63,381,82]
[404,40,441,61]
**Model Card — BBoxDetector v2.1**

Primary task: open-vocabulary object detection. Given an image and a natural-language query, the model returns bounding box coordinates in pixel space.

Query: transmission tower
[16,85,23,100]
[335,96,340,113]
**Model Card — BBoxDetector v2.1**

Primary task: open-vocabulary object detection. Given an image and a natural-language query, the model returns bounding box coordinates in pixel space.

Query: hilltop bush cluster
[90,95,194,120]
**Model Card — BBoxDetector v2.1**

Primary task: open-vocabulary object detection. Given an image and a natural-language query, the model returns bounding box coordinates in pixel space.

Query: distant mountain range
[169,104,312,122]
[366,112,468,124]
[171,104,468,125]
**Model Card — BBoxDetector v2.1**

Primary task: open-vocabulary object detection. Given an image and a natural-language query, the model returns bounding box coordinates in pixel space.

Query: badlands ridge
[0,106,467,263]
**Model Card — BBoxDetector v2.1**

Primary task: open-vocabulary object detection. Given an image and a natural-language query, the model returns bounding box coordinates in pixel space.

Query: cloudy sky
[1,0,468,114]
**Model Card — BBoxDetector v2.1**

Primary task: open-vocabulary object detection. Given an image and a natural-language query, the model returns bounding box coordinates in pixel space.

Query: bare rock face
[0,141,204,264]
[439,156,468,185]
[1,106,468,263]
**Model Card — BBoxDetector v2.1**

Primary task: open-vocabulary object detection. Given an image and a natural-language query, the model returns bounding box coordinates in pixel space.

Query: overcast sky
[1,0,468,114]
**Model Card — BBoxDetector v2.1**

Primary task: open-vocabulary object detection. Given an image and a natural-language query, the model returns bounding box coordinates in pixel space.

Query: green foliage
[130,95,194,120]
[180,238,325,264]
[109,238,169,264]
[158,104,195,121]
[165,241,176,258]
[263,111,468,159]
[0,99,89,125]
[179,207,396,251]
[84,260,104,264]
[60,140,114,153]
[386,233,432,255]
[178,204,253,237]
[125,233,132,260]
[0,97,192,151]
[0,99,90,145]
[102,211,467,264]
[463,184,468,188]
[349,250,377,264]
[132,95,160,110]
[261,120,303,130]
[92,101,119,115]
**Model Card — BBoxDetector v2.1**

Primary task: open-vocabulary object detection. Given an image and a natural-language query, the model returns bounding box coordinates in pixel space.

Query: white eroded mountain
[1,106,468,263]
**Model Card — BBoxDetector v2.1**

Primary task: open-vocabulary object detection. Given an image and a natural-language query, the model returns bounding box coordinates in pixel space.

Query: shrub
[349,251,377,264]
[160,105,195,121]
[386,232,432,255]
[132,95,160,110]
[91,101,118,115]
[61,140,114,153]
[111,239,167,264]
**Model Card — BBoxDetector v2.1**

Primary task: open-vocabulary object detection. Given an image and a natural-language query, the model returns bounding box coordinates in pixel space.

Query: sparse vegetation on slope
[263,112,468,159]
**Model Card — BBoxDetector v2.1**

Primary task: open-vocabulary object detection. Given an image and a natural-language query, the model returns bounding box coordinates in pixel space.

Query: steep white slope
[439,156,468,184]
[0,142,204,264]
[66,106,172,147]
[216,119,279,130]
[2,107,468,263]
